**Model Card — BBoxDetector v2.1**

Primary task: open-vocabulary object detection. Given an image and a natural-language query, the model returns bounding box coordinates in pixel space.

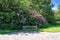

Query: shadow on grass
[38,22,60,32]
[0,30,40,36]
[0,30,22,34]
[39,22,60,29]
[0,29,39,35]
[0,22,60,34]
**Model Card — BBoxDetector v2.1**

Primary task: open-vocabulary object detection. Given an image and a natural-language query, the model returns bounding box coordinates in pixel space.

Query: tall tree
[55,5,60,21]
[31,0,56,23]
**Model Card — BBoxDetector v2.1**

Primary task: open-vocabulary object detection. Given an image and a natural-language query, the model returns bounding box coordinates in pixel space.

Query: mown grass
[0,21,60,34]
[0,30,22,34]
[39,21,60,32]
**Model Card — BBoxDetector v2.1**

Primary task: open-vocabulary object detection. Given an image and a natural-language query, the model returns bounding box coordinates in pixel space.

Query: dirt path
[0,32,60,40]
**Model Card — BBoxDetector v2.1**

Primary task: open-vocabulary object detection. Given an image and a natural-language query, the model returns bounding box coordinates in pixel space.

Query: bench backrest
[23,26,38,30]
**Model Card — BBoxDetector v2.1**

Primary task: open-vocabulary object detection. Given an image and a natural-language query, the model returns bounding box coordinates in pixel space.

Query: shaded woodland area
[0,0,59,30]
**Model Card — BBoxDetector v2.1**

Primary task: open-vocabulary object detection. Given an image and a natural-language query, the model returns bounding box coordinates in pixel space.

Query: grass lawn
[39,22,60,32]
[0,21,60,34]
[40,26,60,32]
[0,30,22,34]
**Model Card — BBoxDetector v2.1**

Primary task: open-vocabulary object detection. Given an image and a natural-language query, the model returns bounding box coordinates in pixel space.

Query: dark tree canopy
[0,0,56,30]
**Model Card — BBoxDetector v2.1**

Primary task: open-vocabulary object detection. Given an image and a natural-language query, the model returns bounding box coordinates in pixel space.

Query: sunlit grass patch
[39,22,60,32]
[39,27,60,32]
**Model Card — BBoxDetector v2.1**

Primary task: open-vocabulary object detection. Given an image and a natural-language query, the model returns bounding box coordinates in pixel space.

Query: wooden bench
[23,26,38,31]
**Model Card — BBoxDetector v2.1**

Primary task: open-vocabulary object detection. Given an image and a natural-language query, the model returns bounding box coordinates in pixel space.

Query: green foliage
[0,0,56,30]
[31,0,56,23]
[0,0,20,12]
[55,5,60,21]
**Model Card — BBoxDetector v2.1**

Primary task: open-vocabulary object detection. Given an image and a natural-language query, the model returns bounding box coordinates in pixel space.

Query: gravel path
[0,32,60,40]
